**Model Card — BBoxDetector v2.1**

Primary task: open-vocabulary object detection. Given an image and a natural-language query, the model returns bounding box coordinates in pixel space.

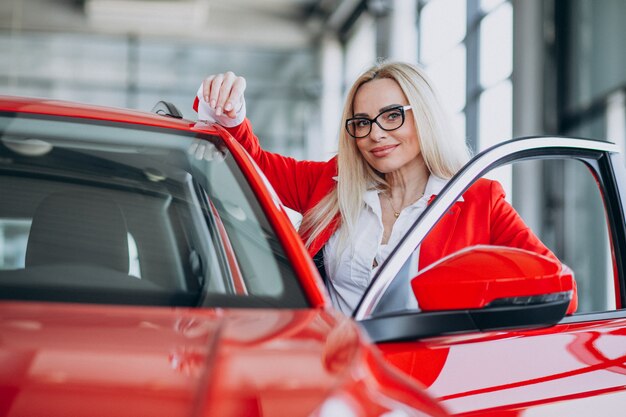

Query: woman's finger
[224,76,246,118]
[207,73,224,109]
[215,71,236,116]
[202,75,215,104]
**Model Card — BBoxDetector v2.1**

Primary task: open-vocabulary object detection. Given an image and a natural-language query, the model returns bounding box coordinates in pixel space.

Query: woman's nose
[369,122,386,142]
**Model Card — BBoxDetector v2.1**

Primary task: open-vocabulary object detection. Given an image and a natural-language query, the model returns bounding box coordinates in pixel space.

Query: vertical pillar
[511,0,545,231]
[387,0,418,63]
[465,0,480,152]
[607,90,626,157]
[513,0,545,137]
[373,0,418,63]
[9,0,24,88]
[314,34,344,161]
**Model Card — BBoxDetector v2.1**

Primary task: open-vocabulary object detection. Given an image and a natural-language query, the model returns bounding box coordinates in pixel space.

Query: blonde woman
[194,61,561,315]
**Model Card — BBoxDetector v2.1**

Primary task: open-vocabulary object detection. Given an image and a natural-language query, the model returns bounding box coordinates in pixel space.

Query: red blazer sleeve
[223,119,333,214]
[422,179,557,263]
[488,181,557,261]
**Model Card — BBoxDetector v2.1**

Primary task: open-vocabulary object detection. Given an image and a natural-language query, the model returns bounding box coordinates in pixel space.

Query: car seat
[25,191,129,273]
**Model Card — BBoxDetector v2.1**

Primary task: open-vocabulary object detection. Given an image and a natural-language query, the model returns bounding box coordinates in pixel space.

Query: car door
[355,137,626,416]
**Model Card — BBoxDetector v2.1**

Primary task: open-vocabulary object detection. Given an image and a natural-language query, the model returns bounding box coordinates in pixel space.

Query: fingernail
[216,107,222,116]
[224,102,233,111]
[210,100,216,108]
[204,95,209,103]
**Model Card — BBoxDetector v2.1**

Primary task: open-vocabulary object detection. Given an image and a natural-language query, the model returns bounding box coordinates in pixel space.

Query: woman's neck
[385,157,430,205]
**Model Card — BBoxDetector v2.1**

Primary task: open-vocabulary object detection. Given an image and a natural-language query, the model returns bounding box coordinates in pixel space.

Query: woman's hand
[202,71,246,119]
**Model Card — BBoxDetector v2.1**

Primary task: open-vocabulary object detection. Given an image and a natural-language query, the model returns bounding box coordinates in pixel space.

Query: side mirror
[359,246,576,343]
[412,245,575,330]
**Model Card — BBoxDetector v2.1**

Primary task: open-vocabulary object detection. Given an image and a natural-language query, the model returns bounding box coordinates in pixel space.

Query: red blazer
[222,119,577,314]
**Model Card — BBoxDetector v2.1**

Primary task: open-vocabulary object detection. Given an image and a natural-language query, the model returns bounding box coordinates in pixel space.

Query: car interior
[0,172,203,306]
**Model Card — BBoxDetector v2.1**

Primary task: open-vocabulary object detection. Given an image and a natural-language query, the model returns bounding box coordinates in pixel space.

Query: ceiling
[0,0,359,48]
[0,0,366,156]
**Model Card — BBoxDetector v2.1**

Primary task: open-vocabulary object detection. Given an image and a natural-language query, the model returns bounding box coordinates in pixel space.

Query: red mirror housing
[412,245,577,314]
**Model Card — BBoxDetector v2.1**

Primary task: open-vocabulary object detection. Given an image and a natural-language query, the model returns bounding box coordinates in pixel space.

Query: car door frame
[354,136,626,330]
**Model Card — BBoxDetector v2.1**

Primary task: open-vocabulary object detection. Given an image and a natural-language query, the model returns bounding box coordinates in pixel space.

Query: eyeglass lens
[346,107,405,138]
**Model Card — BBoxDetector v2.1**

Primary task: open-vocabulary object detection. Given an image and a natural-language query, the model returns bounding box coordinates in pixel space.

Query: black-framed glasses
[345,105,413,139]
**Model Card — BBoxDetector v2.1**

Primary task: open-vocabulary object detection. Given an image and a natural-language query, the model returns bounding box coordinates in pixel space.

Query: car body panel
[0,96,199,131]
[378,317,626,415]
[0,301,449,417]
[0,301,337,417]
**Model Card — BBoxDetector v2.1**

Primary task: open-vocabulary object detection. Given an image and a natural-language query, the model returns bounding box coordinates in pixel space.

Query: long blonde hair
[299,61,471,250]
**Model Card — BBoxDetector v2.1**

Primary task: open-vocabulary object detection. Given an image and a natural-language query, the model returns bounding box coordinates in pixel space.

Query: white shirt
[323,175,451,315]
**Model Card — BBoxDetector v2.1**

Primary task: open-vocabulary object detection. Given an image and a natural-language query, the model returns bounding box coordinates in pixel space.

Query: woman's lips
[370,144,398,157]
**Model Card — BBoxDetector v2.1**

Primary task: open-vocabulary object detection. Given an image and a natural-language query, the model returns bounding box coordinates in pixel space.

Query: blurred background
[1,0,626,311]
[1,0,624,158]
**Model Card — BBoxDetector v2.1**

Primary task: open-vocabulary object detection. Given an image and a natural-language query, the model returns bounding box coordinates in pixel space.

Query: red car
[0,96,624,416]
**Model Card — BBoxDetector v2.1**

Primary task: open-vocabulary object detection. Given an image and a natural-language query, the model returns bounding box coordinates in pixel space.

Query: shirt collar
[363,174,463,214]
[363,188,383,216]
[424,175,464,202]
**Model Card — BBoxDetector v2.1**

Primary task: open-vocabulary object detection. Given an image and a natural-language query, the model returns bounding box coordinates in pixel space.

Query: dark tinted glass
[0,113,308,308]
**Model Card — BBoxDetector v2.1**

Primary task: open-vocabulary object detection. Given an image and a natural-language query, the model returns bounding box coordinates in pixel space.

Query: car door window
[515,159,616,313]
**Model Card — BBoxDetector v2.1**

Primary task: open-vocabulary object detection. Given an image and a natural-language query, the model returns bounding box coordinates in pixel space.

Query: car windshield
[0,112,308,309]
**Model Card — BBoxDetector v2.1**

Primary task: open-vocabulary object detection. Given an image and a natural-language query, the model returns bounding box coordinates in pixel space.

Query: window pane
[479,2,513,87]
[0,32,318,158]
[0,220,30,270]
[0,114,308,308]
[525,159,615,313]
[425,44,467,113]
[561,160,615,312]
[565,0,626,113]
[419,0,466,65]
[479,80,512,149]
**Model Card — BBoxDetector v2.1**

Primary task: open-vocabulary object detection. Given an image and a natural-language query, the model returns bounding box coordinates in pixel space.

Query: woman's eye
[385,111,402,120]
[356,119,371,128]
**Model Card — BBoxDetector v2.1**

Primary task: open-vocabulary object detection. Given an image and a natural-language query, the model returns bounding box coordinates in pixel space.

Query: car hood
[0,301,380,417]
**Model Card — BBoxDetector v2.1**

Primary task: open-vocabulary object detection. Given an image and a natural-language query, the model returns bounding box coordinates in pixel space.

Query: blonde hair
[299,61,471,250]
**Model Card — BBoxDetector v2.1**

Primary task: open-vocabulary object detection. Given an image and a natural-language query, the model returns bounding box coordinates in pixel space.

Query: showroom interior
[1,0,626,313]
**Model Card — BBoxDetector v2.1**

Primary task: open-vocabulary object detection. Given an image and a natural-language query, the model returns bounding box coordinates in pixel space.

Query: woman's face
[351,78,422,175]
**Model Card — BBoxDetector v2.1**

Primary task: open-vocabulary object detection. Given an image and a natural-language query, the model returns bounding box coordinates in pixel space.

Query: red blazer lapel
[419,201,463,269]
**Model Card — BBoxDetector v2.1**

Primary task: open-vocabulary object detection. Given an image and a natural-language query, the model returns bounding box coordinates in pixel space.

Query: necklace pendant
[393,211,400,218]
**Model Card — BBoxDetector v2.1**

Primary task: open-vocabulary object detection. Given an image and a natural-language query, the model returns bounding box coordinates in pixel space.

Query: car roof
[0,95,212,133]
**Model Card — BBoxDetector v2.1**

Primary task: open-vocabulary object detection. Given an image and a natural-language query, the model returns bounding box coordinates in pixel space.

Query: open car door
[355,136,626,416]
